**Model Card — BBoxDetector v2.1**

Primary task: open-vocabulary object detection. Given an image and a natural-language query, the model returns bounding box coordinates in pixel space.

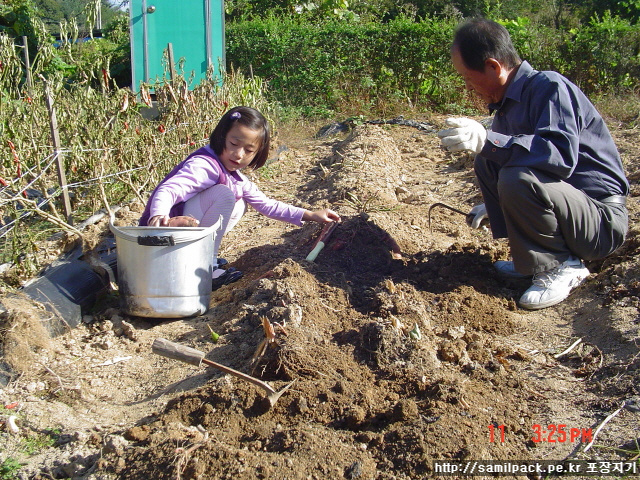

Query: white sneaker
[494,260,532,279]
[518,257,589,310]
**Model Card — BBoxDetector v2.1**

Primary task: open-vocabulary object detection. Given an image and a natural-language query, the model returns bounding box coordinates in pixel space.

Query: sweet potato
[167,216,200,227]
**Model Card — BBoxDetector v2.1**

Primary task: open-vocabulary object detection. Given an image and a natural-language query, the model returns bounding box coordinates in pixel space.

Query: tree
[32,0,122,34]
[31,0,61,29]
[0,0,51,47]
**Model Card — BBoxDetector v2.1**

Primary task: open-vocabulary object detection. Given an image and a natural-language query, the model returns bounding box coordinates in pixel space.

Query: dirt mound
[306,124,404,205]
[99,249,536,480]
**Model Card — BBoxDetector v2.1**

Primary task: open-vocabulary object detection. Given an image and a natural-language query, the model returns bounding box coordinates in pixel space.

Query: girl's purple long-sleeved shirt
[139,145,306,226]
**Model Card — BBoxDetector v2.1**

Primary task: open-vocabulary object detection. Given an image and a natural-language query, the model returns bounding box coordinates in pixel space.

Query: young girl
[139,106,340,288]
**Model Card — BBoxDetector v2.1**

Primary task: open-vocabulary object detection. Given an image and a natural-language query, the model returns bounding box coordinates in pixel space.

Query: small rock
[344,405,366,428]
[445,325,466,340]
[72,431,89,443]
[345,461,363,479]
[122,321,138,341]
[113,456,126,472]
[102,434,128,456]
[61,461,84,477]
[439,339,468,363]
[94,340,113,350]
[625,397,640,412]
[295,396,309,414]
[100,320,114,332]
[124,425,150,442]
[393,399,419,422]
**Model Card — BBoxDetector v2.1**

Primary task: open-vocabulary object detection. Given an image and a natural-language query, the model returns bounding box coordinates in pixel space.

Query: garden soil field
[1,114,639,479]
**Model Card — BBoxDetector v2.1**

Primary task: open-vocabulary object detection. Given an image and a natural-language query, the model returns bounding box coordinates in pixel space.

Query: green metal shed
[129,0,225,90]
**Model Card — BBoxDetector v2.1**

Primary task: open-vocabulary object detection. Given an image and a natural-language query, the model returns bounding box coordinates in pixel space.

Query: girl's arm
[241,176,340,225]
[148,157,222,219]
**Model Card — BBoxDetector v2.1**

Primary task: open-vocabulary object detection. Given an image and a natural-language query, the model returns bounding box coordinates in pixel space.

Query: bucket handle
[137,235,175,246]
[109,216,222,245]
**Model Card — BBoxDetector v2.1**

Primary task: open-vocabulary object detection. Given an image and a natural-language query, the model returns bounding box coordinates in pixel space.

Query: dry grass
[1,294,52,373]
[594,92,640,127]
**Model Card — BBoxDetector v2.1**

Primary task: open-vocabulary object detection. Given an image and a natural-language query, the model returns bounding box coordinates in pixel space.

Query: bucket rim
[109,217,222,244]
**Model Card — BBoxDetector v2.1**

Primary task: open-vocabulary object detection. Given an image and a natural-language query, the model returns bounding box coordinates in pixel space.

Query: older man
[438,18,629,310]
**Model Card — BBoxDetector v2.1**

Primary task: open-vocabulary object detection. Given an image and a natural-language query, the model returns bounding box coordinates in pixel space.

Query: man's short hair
[453,18,522,72]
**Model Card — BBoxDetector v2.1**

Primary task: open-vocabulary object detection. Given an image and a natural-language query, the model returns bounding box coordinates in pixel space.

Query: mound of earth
[0,116,639,480]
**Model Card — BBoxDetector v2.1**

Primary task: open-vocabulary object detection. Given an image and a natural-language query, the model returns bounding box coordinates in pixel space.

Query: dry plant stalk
[16,196,85,241]
[262,316,276,343]
[174,430,209,480]
[582,400,626,452]
[250,316,278,374]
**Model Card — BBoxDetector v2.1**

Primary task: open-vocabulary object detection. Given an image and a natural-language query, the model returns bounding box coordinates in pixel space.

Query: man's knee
[474,155,498,184]
[496,167,535,202]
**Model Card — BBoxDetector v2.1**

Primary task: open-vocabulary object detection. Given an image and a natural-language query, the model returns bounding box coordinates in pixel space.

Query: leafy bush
[501,13,640,94]
[227,13,640,115]
[0,0,130,95]
[100,13,131,87]
[227,16,462,114]
[563,12,640,92]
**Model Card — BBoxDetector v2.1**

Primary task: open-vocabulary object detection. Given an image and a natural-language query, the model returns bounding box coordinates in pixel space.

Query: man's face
[451,46,505,105]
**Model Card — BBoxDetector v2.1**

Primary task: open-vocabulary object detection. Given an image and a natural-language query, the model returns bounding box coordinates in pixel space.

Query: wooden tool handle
[152,338,277,395]
[306,221,338,262]
[318,221,338,243]
[152,338,204,366]
[199,358,276,394]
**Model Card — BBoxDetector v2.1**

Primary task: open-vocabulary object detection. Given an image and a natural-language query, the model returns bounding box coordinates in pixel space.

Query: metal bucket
[109,219,221,318]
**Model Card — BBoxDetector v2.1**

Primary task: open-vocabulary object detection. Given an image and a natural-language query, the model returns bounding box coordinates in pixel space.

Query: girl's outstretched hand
[303,208,341,224]
[148,215,200,227]
[148,215,171,227]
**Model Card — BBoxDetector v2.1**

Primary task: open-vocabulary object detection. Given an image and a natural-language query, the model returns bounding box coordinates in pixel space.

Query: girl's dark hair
[209,106,271,169]
[453,18,521,72]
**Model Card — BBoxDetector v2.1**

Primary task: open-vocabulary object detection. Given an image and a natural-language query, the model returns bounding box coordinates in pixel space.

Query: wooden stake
[167,43,176,82]
[43,85,73,225]
[21,36,33,96]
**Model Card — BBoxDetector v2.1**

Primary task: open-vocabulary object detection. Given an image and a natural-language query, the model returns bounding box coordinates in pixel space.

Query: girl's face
[219,123,262,172]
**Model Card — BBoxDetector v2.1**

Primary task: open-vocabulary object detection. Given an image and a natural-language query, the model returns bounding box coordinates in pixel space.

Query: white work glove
[466,203,488,229]
[437,117,487,154]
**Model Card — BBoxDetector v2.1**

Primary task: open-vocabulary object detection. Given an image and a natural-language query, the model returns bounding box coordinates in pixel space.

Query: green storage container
[129,0,225,90]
